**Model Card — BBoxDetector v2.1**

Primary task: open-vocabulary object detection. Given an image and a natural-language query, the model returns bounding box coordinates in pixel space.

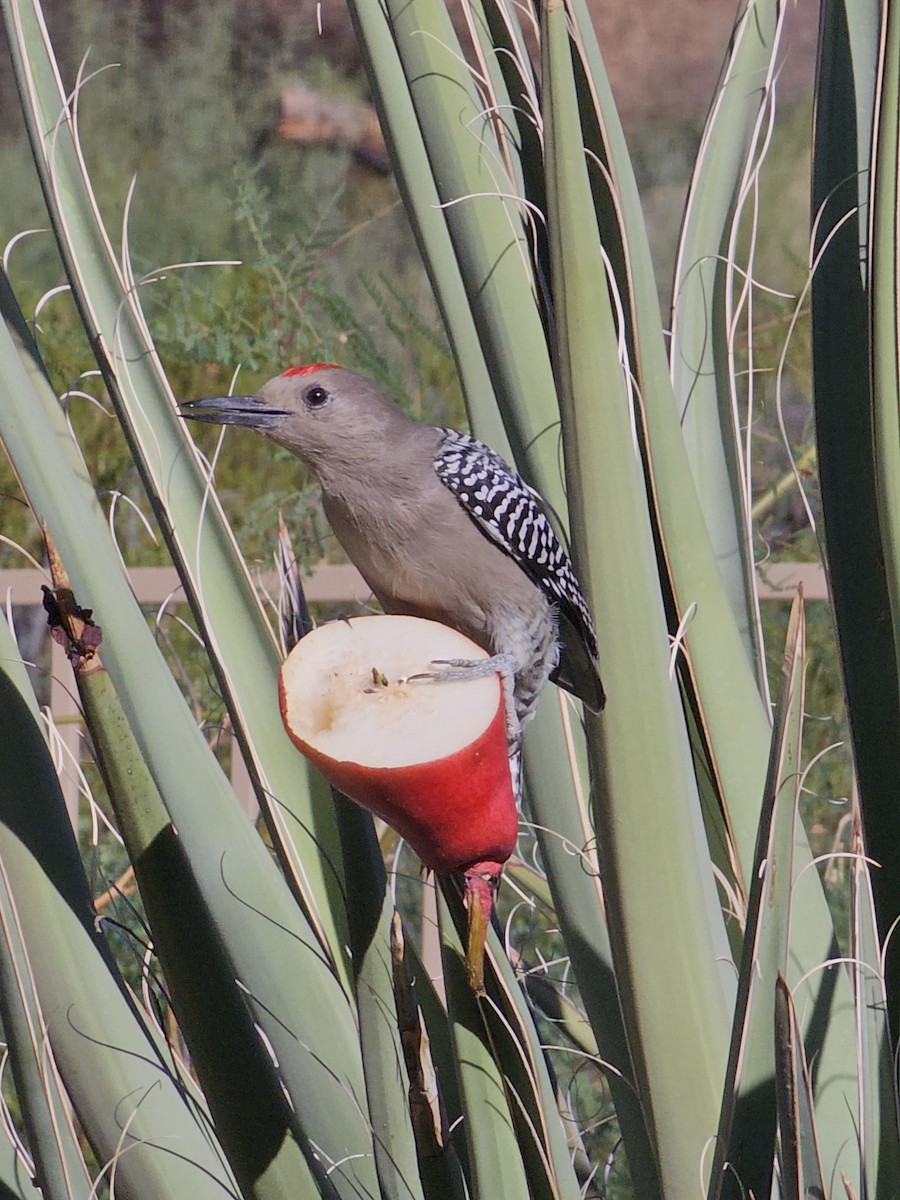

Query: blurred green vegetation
[0,0,462,573]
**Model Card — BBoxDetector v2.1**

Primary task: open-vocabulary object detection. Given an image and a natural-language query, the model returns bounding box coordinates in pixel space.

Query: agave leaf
[523,694,660,1197]
[709,590,805,1200]
[344,2,500,436]
[43,564,323,1200]
[334,796,425,1200]
[402,935,476,1200]
[671,0,787,685]
[0,587,42,730]
[774,975,827,1200]
[389,924,468,1200]
[0,269,108,525]
[566,11,867,1175]
[0,864,93,1200]
[0,618,89,1200]
[477,1,549,303]
[441,875,585,1200]
[454,0,528,208]
[377,0,566,510]
[436,889,531,1200]
[807,7,900,1171]
[811,0,893,1017]
[847,809,900,1191]
[563,0,773,891]
[0,663,239,1199]
[858,0,900,1042]
[523,974,597,1059]
[542,2,732,1189]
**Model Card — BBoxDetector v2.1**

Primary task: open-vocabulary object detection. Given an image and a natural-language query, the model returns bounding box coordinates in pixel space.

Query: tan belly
[322,485,544,654]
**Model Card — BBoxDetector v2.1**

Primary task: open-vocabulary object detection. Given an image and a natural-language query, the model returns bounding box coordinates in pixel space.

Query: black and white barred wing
[433,429,600,670]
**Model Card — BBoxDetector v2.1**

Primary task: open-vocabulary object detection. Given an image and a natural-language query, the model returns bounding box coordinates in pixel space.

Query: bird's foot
[410,652,518,684]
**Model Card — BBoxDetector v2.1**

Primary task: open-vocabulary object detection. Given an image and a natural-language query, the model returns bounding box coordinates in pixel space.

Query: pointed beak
[178,395,291,430]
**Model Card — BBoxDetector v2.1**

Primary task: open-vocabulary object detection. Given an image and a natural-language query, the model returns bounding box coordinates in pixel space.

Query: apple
[279,614,518,992]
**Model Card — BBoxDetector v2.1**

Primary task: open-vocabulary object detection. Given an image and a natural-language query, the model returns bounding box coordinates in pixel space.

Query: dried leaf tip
[40,519,103,672]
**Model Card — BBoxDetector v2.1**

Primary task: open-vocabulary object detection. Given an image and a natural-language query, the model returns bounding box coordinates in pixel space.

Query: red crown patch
[281,363,340,378]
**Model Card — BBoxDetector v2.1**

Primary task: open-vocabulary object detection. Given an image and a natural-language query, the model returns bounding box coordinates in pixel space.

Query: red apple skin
[279,676,517,874]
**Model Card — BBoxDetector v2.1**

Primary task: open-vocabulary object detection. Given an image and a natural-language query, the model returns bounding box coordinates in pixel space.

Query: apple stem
[463,862,503,995]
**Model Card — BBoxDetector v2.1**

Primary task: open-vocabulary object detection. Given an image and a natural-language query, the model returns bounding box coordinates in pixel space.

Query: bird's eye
[303,385,331,410]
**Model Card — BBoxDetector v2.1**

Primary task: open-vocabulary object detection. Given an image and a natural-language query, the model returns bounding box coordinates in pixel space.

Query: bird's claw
[406,667,465,684]
[408,655,518,686]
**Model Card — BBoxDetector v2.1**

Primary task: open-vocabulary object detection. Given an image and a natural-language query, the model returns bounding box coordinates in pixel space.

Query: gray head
[179,364,420,483]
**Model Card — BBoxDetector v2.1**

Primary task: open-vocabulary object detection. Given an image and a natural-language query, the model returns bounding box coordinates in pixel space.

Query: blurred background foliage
[0,0,463,572]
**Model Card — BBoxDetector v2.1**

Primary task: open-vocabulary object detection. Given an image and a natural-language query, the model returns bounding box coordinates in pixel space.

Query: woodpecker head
[179,364,416,478]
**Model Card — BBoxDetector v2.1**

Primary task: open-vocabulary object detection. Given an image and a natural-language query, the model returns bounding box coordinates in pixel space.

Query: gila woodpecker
[180,364,605,735]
